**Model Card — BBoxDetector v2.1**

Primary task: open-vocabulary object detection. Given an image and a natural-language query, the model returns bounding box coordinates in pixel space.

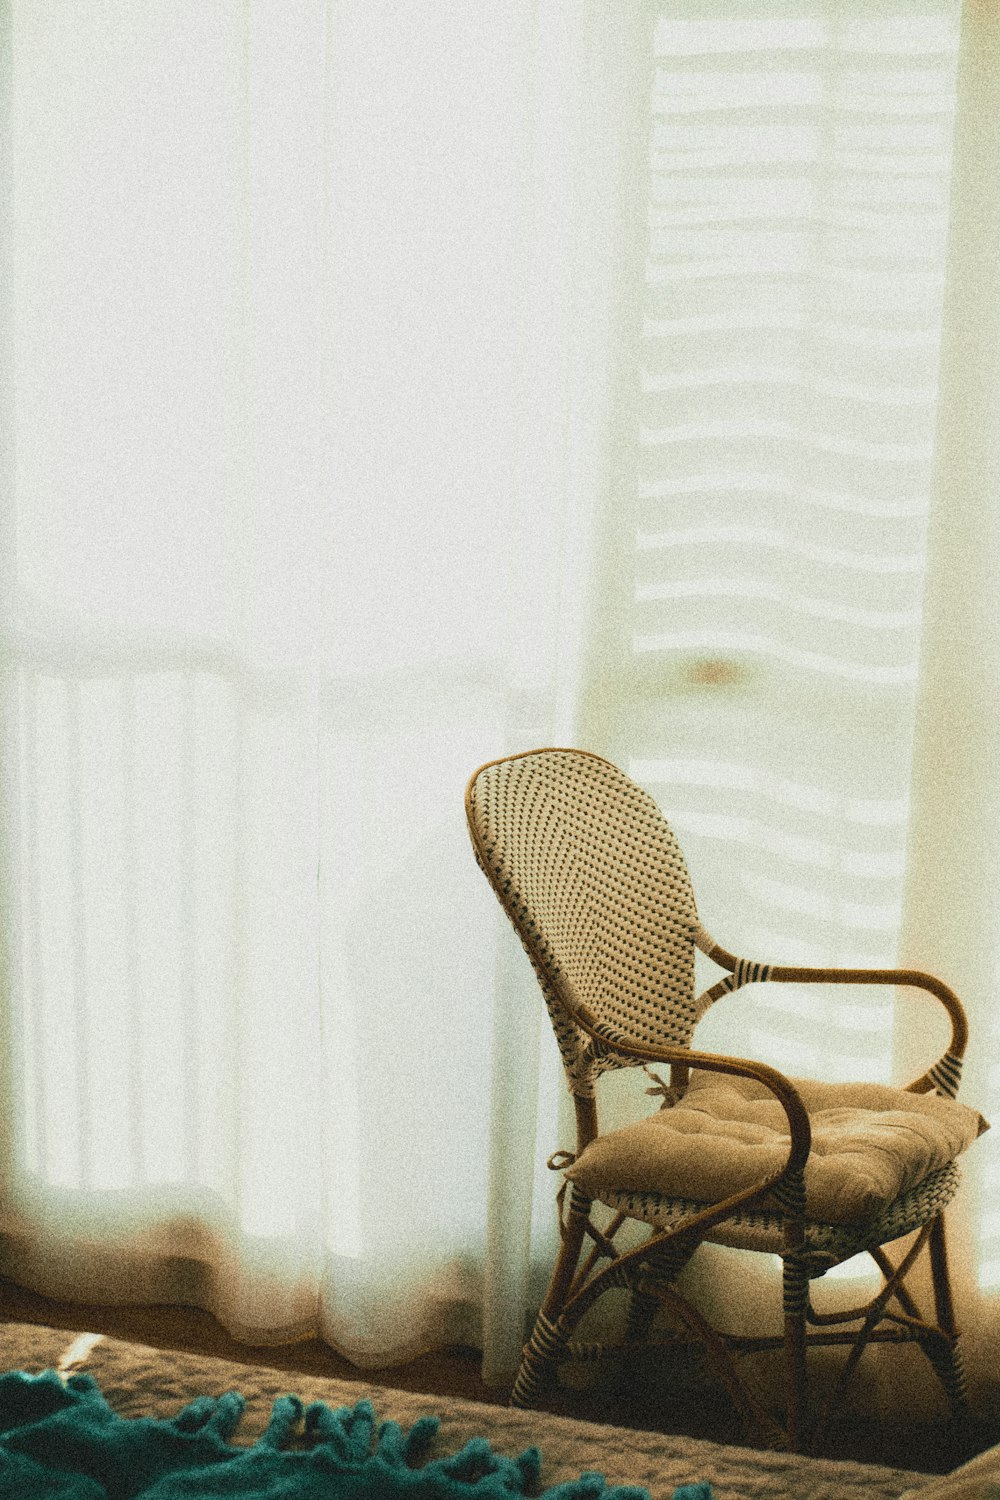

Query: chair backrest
[466,748,699,1094]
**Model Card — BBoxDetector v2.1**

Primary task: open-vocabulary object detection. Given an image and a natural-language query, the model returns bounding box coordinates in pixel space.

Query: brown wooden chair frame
[466,747,973,1453]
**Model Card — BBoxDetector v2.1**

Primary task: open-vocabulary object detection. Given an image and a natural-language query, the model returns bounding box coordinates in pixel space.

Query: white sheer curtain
[582,0,1000,1415]
[2,0,1000,1421]
[0,0,646,1374]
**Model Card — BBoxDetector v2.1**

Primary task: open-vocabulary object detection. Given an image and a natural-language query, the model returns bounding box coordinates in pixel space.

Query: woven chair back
[467,749,699,1093]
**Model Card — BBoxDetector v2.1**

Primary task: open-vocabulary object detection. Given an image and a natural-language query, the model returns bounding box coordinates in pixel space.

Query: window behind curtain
[584,3,962,1083]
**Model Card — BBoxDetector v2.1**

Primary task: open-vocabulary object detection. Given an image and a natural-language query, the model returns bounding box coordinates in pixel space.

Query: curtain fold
[899,0,1000,1394]
[0,0,646,1376]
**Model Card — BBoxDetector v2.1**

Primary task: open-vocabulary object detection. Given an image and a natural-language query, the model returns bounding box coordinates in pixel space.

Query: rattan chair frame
[465,747,973,1453]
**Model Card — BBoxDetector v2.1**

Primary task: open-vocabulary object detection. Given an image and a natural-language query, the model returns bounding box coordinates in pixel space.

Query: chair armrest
[697,930,968,1097]
[569,1003,812,1198]
[555,1016,812,1324]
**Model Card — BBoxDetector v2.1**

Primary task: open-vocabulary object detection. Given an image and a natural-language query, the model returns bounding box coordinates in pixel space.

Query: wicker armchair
[465,748,987,1452]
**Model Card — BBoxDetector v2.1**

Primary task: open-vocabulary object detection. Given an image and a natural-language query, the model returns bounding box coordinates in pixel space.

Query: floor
[1,1277,997,1476]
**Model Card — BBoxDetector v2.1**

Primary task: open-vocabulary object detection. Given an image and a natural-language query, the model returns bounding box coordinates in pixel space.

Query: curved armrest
[568,1003,812,1232]
[699,932,968,1096]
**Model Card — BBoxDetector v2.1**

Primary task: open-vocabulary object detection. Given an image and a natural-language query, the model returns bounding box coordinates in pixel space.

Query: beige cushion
[565,1072,988,1224]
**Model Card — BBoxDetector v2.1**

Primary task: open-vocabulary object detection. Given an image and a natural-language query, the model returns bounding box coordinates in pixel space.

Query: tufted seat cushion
[565,1072,988,1224]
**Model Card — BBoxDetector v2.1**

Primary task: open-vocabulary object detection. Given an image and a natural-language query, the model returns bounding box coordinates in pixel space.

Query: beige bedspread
[0,1319,939,1500]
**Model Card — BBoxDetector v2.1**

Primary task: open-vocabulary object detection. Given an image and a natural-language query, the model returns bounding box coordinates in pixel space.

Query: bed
[2,1319,996,1500]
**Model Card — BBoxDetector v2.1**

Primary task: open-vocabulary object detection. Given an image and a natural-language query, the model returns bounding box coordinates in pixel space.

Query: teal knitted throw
[0,1370,712,1500]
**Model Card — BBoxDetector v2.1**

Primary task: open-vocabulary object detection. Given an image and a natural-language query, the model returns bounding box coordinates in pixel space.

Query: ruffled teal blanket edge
[0,1368,712,1500]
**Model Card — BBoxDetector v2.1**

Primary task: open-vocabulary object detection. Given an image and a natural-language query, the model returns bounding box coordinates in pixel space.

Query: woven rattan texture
[468,752,699,1090]
[596,1162,961,1271]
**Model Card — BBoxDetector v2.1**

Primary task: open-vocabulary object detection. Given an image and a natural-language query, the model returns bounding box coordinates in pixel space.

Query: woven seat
[597,1161,962,1268]
[465,748,987,1452]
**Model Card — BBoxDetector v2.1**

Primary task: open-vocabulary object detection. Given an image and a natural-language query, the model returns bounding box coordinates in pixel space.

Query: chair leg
[510,1185,591,1409]
[511,1310,571,1408]
[926,1213,969,1417]
[782,1254,809,1451]
[623,1287,659,1347]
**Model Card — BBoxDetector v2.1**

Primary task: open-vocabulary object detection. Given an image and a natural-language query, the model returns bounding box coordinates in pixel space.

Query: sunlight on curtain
[588,2,962,1084]
[0,0,644,1370]
[582,0,1000,1411]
